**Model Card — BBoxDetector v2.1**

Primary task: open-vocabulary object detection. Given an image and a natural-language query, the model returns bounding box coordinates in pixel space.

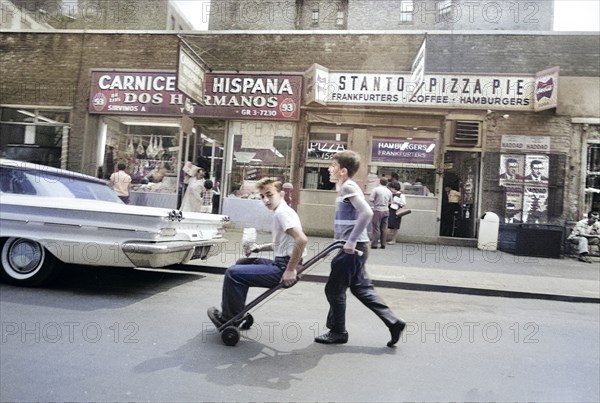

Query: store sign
[371,138,436,164]
[534,66,559,112]
[177,44,206,107]
[306,67,560,111]
[304,63,330,105]
[198,73,303,121]
[307,141,347,160]
[89,71,190,116]
[501,135,551,152]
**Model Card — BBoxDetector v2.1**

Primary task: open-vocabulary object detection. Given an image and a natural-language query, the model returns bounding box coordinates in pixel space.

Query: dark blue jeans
[221,256,289,320]
[325,243,398,333]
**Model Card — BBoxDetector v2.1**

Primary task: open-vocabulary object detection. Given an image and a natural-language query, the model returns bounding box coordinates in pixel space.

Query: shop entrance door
[441,151,480,238]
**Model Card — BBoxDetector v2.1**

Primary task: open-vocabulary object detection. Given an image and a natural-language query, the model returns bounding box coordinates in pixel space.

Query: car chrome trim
[43,222,83,228]
[121,238,227,267]
[1,218,30,224]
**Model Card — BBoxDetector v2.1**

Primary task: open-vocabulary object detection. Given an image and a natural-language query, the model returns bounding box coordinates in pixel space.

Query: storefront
[209,74,303,229]
[2,31,598,246]
[296,65,563,241]
[88,69,303,215]
[89,70,204,209]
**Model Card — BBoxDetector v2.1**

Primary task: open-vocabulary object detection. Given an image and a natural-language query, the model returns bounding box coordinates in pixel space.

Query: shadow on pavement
[0,264,203,311]
[134,328,396,391]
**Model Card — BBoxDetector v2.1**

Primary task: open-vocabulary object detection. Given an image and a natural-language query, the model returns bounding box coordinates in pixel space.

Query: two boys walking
[208,150,405,347]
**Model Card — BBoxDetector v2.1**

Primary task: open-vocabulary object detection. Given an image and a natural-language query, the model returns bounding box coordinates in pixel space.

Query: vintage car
[0,159,229,286]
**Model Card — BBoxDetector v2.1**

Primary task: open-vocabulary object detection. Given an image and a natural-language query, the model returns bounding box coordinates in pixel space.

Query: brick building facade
[208,0,553,31]
[1,30,598,243]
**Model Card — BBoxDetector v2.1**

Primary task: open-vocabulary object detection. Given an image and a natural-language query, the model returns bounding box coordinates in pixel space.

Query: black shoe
[207,306,226,328]
[387,320,406,347]
[315,331,349,344]
[371,245,378,249]
[380,244,386,249]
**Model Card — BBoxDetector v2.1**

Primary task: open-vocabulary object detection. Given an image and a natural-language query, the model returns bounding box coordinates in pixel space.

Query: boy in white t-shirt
[208,177,308,325]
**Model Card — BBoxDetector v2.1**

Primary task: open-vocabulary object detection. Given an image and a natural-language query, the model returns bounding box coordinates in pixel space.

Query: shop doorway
[441,151,480,238]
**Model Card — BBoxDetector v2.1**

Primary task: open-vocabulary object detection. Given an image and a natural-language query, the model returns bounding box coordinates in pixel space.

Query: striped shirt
[334,179,370,243]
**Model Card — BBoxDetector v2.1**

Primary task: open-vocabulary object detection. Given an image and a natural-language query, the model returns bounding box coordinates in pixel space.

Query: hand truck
[210,240,361,346]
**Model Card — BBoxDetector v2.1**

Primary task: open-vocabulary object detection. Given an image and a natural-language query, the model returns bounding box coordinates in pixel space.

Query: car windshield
[0,166,123,203]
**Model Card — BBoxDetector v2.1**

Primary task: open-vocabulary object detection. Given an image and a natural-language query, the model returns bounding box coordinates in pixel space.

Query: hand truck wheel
[240,314,254,330]
[221,326,240,346]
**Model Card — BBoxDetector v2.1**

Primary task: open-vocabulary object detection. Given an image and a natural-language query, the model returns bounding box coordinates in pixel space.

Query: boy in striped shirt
[315,150,406,347]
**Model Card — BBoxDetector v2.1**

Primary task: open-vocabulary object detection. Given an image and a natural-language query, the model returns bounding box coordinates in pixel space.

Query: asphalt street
[1,263,599,402]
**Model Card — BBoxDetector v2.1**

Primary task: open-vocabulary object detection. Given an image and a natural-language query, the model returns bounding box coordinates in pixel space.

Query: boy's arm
[281,226,308,287]
[344,194,373,253]
[246,243,274,256]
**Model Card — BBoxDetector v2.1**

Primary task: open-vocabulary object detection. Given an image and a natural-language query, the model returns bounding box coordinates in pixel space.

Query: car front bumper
[121,238,227,268]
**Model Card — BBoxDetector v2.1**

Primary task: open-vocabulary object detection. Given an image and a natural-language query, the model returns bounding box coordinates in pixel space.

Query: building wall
[0,0,54,29]
[557,77,600,118]
[208,0,553,31]
[0,32,180,174]
[481,112,573,224]
[297,0,348,30]
[3,0,192,30]
[208,0,297,30]
[1,30,597,223]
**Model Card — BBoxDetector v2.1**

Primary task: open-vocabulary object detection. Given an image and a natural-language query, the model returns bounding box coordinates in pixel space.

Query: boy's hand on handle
[343,240,357,254]
[280,267,298,288]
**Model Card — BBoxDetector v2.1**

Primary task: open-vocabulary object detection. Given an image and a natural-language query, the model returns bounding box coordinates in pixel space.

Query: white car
[0,159,229,286]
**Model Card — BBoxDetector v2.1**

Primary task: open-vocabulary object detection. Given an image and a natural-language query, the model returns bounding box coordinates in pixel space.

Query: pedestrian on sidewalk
[315,150,405,347]
[199,179,214,213]
[568,211,600,263]
[180,167,206,212]
[110,162,132,204]
[369,177,393,249]
[207,177,308,327]
[386,182,406,245]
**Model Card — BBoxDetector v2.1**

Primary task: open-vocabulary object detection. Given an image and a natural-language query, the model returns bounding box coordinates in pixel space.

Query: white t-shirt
[271,199,306,258]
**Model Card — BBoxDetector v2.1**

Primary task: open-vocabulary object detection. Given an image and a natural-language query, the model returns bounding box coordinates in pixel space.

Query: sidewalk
[191,229,600,303]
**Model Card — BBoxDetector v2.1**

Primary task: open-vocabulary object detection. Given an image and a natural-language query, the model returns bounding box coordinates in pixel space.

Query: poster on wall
[524,154,549,184]
[499,154,525,186]
[504,185,524,223]
[522,185,548,224]
[501,135,551,153]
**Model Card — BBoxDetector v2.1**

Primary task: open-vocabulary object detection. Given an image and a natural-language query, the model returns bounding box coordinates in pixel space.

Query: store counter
[129,191,178,209]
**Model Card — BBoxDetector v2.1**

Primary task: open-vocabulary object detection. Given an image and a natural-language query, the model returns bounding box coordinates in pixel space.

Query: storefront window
[586,143,600,212]
[227,121,293,198]
[0,107,70,168]
[304,129,348,190]
[368,136,438,195]
[100,117,181,208]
